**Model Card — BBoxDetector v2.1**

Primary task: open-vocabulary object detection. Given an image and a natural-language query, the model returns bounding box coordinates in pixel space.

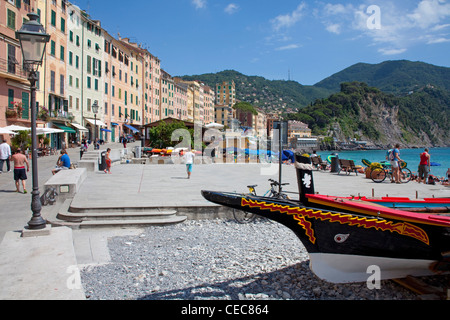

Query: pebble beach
[80,219,449,300]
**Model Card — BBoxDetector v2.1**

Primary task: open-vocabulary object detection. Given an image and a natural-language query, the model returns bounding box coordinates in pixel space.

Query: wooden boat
[308,195,450,213]
[201,154,450,283]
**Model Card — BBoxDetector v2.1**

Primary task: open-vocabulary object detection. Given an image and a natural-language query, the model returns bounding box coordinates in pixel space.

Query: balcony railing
[0,58,28,80]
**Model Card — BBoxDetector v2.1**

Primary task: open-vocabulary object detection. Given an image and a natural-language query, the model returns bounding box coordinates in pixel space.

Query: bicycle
[370,162,412,183]
[40,187,58,206]
[233,179,290,223]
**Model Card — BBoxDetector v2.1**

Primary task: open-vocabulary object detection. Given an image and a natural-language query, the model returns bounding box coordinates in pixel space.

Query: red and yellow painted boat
[201,154,450,283]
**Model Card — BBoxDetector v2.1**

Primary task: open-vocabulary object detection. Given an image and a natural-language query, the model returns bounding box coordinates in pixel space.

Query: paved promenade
[0,142,449,299]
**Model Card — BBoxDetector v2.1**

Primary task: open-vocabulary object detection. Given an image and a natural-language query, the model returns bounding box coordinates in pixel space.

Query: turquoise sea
[316,147,450,179]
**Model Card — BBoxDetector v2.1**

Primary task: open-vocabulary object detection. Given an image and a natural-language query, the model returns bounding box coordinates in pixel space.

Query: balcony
[0,58,29,83]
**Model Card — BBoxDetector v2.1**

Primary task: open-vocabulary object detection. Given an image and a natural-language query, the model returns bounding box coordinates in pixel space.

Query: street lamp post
[92,100,99,149]
[16,12,50,230]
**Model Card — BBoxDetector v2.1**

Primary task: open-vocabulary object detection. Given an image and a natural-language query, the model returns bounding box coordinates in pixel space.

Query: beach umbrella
[3,125,31,131]
[0,128,17,135]
[205,122,224,129]
[430,162,441,166]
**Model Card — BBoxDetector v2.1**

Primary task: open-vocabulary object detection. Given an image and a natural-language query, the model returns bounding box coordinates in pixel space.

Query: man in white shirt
[0,139,12,173]
[184,149,195,179]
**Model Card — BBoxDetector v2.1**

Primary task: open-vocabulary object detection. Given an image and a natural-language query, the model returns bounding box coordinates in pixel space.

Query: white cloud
[378,48,407,55]
[271,3,306,31]
[225,3,239,15]
[326,23,341,34]
[191,0,206,10]
[408,0,450,29]
[276,44,301,51]
[427,37,450,44]
[319,1,450,54]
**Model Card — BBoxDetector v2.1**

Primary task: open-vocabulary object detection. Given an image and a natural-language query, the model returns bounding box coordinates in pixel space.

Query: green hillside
[314,60,450,94]
[179,70,331,111]
[287,81,450,147]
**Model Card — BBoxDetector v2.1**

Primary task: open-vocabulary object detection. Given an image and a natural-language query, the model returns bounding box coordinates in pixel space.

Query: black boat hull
[201,190,450,283]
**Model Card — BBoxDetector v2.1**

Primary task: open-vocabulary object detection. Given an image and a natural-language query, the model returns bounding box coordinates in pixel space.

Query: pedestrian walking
[388,144,402,184]
[184,149,195,179]
[104,148,112,174]
[0,139,12,173]
[11,148,29,193]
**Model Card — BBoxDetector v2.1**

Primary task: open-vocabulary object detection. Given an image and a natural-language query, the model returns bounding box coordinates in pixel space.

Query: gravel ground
[80,218,450,300]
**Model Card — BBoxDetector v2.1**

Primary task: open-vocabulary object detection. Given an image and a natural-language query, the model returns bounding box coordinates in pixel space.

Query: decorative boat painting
[201,154,450,284]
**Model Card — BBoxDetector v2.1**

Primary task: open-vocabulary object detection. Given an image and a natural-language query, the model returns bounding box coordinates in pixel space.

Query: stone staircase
[52,199,187,229]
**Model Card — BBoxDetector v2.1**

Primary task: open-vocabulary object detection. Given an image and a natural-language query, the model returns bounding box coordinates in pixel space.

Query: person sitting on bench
[52,149,71,175]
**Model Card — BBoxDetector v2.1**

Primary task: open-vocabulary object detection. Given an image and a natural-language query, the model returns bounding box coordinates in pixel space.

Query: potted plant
[38,106,49,121]
[5,109,17,118]
[12,102,24,118]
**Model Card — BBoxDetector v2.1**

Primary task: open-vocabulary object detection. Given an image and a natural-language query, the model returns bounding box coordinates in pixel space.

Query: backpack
[386,149,394,161]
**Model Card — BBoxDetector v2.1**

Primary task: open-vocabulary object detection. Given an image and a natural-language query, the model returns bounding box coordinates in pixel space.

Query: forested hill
[314,60,450,95]
[179,70,331,111]
[287,82,450,148]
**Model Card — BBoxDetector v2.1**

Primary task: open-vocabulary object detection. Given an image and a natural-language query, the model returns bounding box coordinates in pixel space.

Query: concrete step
[57,209,178,222]
[53,199,187,228]
[79,215,187,229]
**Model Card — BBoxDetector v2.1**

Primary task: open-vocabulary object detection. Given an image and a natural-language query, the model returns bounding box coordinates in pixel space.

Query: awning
[124,124,139,132]
[100,128,112,132]
[54,124,76,133]
[111,122,119,126]
[71,123,88,132]
[85,118,107,127]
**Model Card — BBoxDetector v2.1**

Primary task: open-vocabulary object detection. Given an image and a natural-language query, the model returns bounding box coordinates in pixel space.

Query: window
[69,31,73,42]
[69,75,73,86]
[112,85,115,97]
[76,78,79,88]
[51,10,56,27]
[87,56,91,74]
[60,45,65,61]
[87,76,91,89]
[7,9,16,29]
[76,35,80,46]
[69,51,73,65]
[50,71,55,92]
[7,44,16,74]
[87,39,91,48]
[50,40,56,56]
[87,98,91,112]
[60,75,64,95]
[61,17,65,33]
[75,55,79,69]
[76,97,79,110]
[8,89,14,109]
[94,79,98,91]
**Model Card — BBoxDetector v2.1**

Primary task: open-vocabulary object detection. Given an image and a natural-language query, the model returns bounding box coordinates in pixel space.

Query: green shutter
[21,92,29,120]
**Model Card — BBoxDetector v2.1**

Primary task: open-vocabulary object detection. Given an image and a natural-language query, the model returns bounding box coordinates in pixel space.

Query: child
[104,148,112,174]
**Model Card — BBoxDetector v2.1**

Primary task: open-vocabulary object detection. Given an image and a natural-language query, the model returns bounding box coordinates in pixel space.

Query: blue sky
[71,0,450,85]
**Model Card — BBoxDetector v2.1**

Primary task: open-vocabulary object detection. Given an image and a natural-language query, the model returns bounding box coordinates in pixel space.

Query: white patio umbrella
[3,125,31,131]
[0,128,17,135]
[35,128,64,134]
[205,122,224,129]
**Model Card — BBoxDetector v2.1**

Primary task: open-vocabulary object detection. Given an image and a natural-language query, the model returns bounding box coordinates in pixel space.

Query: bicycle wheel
[233,209,256,224]
[399,168,412,183]
[371,168,387,183]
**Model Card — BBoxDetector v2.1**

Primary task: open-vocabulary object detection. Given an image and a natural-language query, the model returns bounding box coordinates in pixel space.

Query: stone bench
[78,149,123,171]
[43,168,87,204]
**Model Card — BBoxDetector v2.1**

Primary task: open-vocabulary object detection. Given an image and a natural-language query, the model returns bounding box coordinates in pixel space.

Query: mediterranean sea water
[316,147,450,179]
